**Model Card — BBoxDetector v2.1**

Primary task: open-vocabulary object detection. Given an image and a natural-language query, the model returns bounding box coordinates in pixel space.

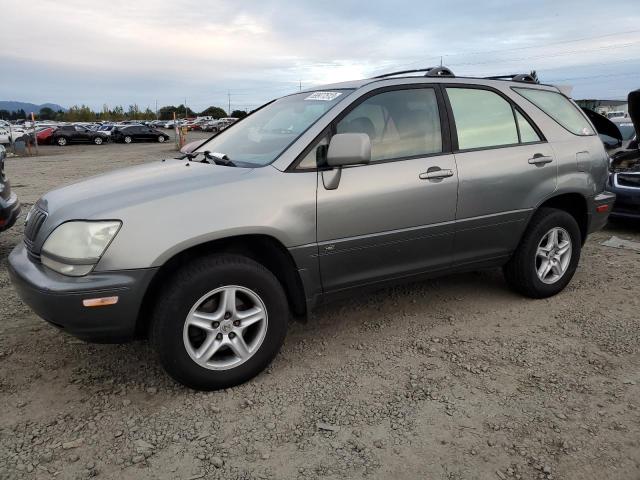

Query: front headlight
[41,221,121,276]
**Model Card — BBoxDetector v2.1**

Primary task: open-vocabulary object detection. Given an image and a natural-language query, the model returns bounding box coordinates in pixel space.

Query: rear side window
[446,88,518,149]
[513,88,595,136]
[336,88,442,162]
[515,111,541,143]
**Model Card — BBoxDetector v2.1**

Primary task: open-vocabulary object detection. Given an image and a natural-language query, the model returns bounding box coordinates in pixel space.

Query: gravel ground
[1,135,639,480]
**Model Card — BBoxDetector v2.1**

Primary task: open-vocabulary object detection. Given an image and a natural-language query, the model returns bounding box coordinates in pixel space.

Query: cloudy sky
[1,0,639,112]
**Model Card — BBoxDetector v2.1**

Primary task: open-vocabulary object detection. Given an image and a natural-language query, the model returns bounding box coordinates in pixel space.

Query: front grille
[23,206,48,256]
[617,173,640,189]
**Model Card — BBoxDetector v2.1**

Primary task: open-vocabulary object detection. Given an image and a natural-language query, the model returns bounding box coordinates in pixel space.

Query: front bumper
[0,191,20,232]
[8,243,158,343]
[608,181,640,220]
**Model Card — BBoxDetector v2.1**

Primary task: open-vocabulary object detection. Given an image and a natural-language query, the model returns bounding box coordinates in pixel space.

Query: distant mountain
[0,101,67,113]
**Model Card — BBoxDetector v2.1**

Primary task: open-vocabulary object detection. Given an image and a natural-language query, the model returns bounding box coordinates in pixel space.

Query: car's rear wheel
[56,136,67,146]
[503,207,581,298]
[93,136,103,145]
[158,135,165,143]
[151,254,289,390]
[124,136,132,144]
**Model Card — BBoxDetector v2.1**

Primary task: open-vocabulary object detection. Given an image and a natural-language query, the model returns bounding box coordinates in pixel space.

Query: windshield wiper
[179,151,236,167]
[203,151,236,167]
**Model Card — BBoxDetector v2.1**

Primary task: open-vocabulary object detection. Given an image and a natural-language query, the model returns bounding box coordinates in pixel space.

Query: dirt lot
[1,136,639,480]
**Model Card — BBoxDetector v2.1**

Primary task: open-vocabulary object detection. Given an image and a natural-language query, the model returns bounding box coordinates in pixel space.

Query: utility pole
[299,80,302,92]
[440,56,443,67]
[184,98,187,119]
[155,99,158,120]
[227,91,231,116]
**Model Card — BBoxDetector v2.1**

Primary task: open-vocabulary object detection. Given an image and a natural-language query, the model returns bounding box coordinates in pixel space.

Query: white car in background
[0,128,10,144]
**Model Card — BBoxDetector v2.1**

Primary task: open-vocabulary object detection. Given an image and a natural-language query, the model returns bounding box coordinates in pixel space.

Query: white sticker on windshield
[305,91,343,101]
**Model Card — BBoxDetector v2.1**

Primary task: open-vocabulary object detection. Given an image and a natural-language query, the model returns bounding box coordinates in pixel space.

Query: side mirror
[326,133,371,167]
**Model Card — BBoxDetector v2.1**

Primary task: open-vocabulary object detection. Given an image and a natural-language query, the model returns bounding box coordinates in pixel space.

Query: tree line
[0,104,249,122]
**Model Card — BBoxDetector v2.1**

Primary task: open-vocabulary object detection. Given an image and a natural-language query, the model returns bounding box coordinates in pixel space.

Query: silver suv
[8,68,615,390]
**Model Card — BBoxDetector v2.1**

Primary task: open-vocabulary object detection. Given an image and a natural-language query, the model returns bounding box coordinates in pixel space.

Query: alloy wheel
[535,227,572,284]
[182,286,268,371]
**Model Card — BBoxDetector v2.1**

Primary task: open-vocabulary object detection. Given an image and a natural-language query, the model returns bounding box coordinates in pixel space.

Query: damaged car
[608,89,640,220]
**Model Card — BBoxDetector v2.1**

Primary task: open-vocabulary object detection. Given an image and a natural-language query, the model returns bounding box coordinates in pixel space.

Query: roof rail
[484,72,539,84]
[372,66,455,79]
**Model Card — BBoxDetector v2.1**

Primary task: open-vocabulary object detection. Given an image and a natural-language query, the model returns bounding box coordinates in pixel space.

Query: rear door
[443,86,557,265]
[315,86,459,292]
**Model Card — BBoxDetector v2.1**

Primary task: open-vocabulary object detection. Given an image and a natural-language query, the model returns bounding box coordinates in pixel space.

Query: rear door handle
[419,168,454,180]
[528,154,553,165]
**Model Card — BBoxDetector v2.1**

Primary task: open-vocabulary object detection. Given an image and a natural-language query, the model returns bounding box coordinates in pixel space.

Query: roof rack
[484,72,539,84]
[373,66,455,79]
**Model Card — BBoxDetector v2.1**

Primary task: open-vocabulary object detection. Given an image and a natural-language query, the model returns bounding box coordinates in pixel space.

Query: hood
[581,107,622,141]
[628,89,639,139]
[609,90,640,172]
[39,159,254,220]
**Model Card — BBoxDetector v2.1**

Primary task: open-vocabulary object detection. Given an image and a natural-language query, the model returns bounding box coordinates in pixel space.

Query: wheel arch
[534,192,589,244]
[136,234,308,338]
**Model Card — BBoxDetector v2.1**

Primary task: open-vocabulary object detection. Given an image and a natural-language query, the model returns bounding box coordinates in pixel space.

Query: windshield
[195,90,352,166]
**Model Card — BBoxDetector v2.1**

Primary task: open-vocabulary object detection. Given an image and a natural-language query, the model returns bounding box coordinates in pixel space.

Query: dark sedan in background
[112,125,170,143]
[52,125,109,146]
[0,145,20,233]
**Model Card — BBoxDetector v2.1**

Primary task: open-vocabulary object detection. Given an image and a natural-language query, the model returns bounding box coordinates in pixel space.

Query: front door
[315,86,459,293]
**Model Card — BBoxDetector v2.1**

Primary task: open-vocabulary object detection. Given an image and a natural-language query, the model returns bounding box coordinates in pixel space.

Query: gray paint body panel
[317,154,458,291]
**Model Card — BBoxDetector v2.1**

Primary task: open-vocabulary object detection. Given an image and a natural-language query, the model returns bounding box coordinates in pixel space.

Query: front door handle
[528,154,553,165]
[419,168,454,180]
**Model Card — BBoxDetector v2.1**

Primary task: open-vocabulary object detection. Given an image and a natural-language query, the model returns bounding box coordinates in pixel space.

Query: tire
[56,136,67,146]
[151,254,289,390]
[124,136,132,144]
[158,135,165,143]
[93,136,103,145]
[503,207,581,298]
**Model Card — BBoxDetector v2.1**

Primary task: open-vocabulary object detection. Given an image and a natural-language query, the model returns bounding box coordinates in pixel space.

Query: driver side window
[335,88,442,162]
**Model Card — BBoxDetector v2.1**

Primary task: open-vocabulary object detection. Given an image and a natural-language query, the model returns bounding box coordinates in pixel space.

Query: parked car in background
[36,127,57,145]
[606,111,627,120]
[0,144,20,233]
[96,125,116,136]
[608,90,639,220]
[202,117,237,133]
[112,125,170,143]
[0,127,11,145]
[184,121,201,131]
[52,125,109,146]
[611,118,636,149]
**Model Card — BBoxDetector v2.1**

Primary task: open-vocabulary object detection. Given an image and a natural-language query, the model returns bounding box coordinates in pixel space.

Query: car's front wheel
[56,136,67,146]
[503,207,581,298]
[93,136,103,145]
[158,135,165,143]
[151,254,289,390]
[124,136,132,144]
